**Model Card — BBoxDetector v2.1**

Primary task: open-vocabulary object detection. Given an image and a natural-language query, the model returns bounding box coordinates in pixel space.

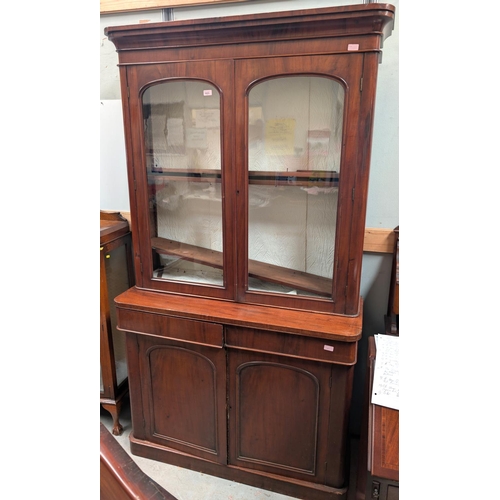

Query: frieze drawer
[225,327,357,365]
[116,308,223,348]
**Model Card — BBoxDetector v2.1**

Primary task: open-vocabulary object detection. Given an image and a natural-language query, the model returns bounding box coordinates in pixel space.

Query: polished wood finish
[115,288,360,498]
[356,227,399,499]
[369,339,399,482]
[356,338,399,500]
[105,3,395,316]
[100,212,129,240]
[100,423,179,500]
[100,211,135,435]
[151,237,332,297]
[372,404,399,481]
[120,316,357,499]
[115,287,362,345]
[127,332,228,464]
[106,5,395,499]
[227,349,354,488]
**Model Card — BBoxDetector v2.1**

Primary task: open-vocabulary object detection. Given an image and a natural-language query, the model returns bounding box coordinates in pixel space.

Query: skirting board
[114,211,396,254]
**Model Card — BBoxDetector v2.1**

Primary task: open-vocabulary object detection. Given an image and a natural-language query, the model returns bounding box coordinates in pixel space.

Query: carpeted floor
[100,397,360,500]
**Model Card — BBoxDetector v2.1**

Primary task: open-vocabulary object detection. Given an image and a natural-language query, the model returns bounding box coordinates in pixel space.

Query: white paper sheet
[371,334,399,410]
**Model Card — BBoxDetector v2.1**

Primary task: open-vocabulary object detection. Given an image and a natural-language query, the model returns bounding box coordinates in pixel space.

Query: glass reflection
[247,76,344,298]
[143,81,224,286]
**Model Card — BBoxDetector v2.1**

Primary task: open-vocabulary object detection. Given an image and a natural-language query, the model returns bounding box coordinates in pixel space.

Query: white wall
[100,9,165,101]
[99,0,399,434]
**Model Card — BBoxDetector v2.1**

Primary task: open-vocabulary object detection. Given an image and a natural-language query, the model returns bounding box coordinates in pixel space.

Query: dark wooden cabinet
[105,4,395,498]
[356,337,399,500]
[357,227,399,499]
[100,211,135,435]
[116,289,361,499]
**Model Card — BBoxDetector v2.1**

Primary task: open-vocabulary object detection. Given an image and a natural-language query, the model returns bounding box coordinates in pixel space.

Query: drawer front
[225,327,357,365]
[117,308,223,347]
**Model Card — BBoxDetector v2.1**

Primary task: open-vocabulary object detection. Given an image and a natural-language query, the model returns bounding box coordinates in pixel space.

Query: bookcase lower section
[116,288,361,500]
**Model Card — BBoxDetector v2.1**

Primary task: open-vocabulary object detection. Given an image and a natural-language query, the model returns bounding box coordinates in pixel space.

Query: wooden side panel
[101,212,134,435]
[325,364,354,487]
[344,52,382,314]
[369,337,399,482]
[371,406,399,481]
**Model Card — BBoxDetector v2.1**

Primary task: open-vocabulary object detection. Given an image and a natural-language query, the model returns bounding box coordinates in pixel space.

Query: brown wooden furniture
[105,4,395,499]
[100,211,135,435]
[356,337,399,500]
[356,226,399,499]
[100,422,179,500]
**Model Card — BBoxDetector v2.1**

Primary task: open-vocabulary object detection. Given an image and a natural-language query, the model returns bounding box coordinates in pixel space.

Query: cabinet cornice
[105,4,395,54]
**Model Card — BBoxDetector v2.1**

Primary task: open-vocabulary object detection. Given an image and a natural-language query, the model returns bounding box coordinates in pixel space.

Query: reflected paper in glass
[143,81,224,287]
[247,76,344,298]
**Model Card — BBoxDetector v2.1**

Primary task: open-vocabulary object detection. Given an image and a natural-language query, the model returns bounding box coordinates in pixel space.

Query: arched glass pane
[143,80,224,286]
[247,76,344,298]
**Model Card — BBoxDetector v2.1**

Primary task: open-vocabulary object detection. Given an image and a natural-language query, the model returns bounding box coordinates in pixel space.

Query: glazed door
[125,61,235,300]
[234,54,365,314]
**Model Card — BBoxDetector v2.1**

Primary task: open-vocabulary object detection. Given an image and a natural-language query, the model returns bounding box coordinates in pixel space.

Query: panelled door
[128,333,228,465]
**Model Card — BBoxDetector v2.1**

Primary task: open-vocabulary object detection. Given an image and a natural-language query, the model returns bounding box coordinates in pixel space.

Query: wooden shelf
[149,169,221,183]
[251,170,338,187]
[148,169,338,187]
[151,236,332,297]
[152,237,223,267]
